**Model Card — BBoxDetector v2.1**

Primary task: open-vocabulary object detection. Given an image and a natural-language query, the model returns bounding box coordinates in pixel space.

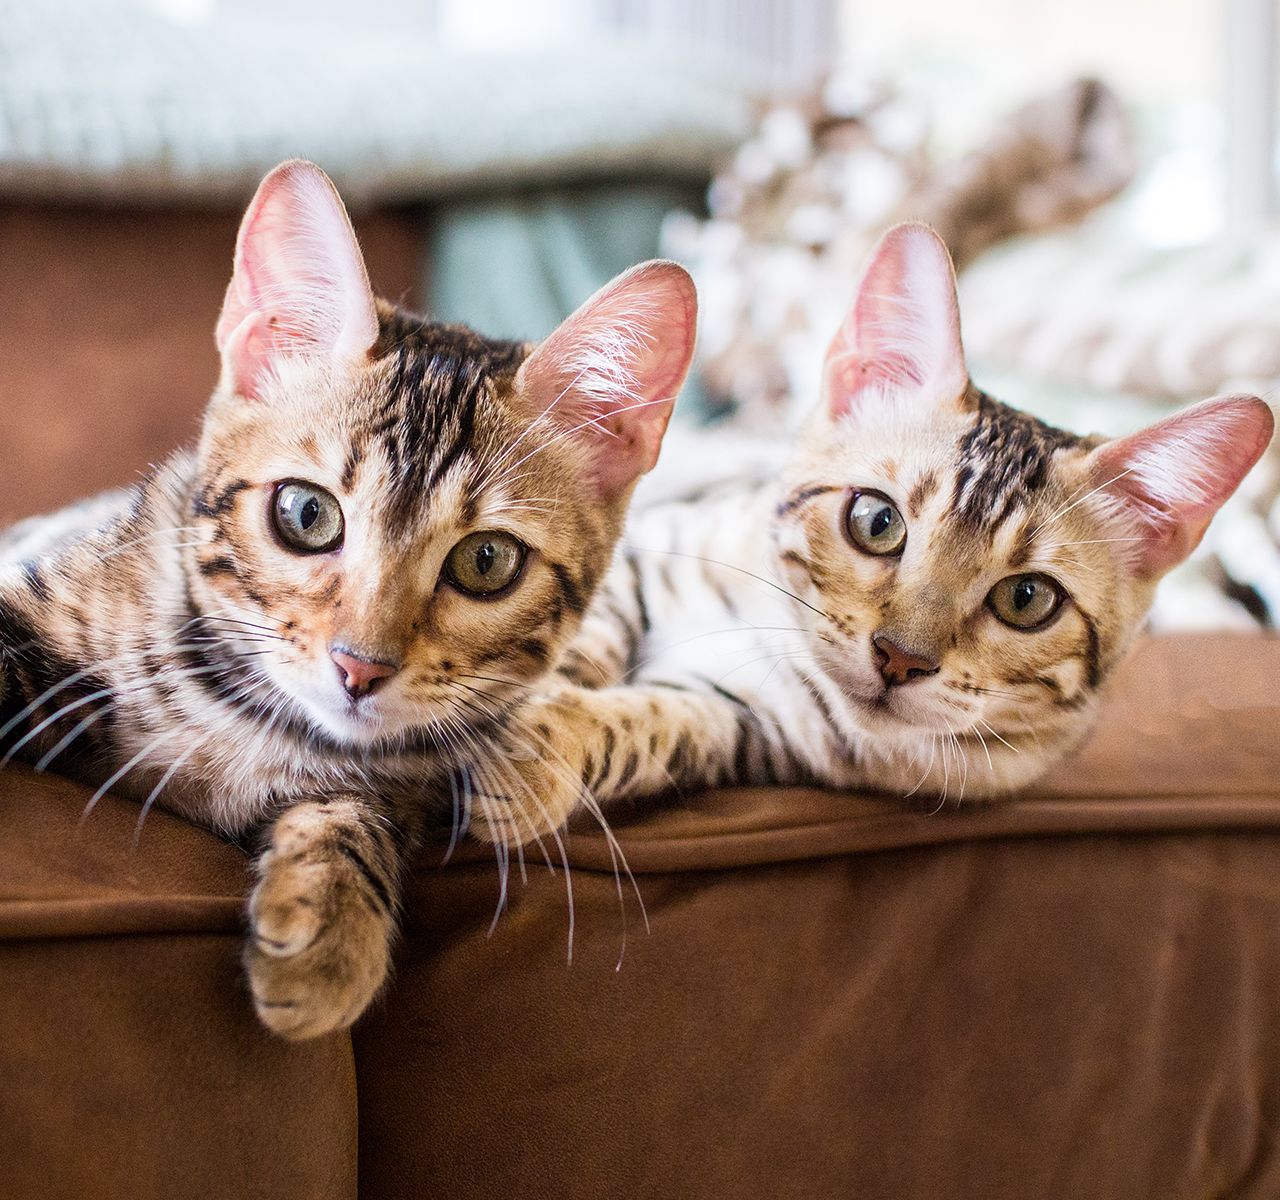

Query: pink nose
[330,649,398,699]
[872,632,940,688]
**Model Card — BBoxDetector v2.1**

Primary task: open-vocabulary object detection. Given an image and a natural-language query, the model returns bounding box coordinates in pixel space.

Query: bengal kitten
[469,223,1274,847]
[0,160,696,1038]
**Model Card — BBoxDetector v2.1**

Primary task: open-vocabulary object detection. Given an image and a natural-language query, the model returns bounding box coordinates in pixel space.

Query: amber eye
[988,573,1064,630]
[272,482,344,553]
[846,490,907,556]
[444,531,526,597]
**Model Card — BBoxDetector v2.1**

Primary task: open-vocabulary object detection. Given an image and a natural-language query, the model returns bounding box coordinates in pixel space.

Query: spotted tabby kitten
[0,160,696,1038]
[472,223,1273,845]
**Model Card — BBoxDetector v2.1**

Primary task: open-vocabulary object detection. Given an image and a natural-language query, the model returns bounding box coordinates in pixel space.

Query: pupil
[475,542,496,575]
[299,497,319,530]
[870,507,892,537]
[1014,580,1035,609]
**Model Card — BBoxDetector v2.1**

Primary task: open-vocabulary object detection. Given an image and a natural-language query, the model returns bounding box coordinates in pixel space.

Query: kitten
[0,160,696,1038]
[469,223,1274,846]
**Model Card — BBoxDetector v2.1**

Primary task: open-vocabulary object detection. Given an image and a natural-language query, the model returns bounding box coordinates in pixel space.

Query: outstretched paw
[246,805,394,1040]
[466,752,584,848]
[464,699,590,848]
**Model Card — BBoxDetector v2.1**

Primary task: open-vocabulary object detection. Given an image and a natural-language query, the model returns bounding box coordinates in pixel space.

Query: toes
[246,861,391,1039]
[249,866,325,958]
[247,920,390,1041]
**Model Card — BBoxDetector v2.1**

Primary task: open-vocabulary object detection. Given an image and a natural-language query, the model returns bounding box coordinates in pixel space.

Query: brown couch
[5,197,1280,1198]
[0,202,423,525]
[4,631,1280,1200]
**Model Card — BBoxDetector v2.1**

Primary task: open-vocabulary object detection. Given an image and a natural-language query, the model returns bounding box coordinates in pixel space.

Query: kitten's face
[777,390,1135,769]
[192,336,595,746]
[775,224,1272,789]
[187,161,694,749]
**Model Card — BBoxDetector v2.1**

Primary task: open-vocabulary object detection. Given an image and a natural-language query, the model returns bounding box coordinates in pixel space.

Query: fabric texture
[960,224,1280,402]
[0,0,752,208]
[0,777,357,1200]
[5,632,1280,1199]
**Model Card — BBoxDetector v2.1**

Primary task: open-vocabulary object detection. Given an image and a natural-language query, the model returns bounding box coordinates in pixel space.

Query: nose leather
[331,648,398,699]
[872,633,940,687]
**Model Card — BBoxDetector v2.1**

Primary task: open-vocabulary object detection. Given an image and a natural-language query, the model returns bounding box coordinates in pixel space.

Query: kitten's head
[775,222,1273,792]
[189,160,695,748]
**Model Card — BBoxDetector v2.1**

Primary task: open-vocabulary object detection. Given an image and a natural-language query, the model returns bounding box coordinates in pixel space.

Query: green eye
[272,482,344,553]
[846,490,907,556]
[988,573,1063,630]
[445,531,526,597]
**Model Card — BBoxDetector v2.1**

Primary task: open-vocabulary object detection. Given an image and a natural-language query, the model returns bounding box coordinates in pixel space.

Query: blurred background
[2,0,1279,625]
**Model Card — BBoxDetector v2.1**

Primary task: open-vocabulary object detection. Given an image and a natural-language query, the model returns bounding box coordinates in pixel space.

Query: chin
[294,697,376,745]
[849,695,932,737]
[841,683,963,749]
[285,688,414,748]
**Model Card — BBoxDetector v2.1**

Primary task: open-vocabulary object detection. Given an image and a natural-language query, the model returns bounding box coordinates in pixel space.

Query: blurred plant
[663,69,1133,428]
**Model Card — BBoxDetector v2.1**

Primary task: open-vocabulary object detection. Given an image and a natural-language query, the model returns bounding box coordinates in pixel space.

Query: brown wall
[0,203,425,524]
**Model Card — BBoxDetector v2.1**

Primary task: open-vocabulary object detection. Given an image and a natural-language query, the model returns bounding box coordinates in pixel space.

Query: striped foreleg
[470,680,798,846]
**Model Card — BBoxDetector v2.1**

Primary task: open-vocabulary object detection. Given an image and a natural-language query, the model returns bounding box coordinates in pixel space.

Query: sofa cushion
[0,771,357,1200]
[374,809,1280,1199]
[364,633,1280,1200]
[2,632,1278,1198]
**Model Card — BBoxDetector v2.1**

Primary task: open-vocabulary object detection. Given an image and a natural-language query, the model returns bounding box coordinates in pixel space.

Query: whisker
[133,738,205,845]
[1039,536,1152,550]
[903,733,937,799]
[623,542,835,623]
[2,655,243,766]
[96,526,206,563]
[33,705,113,771]
[622,624,812,683]
[523,725,649,946]
[79,728,178,825]
[1028,467,1134,540]
[442,768,463,866]
[932,729,954,815]
[455,673,535,691]
[977,718,1020,755]
[476,791,510,937]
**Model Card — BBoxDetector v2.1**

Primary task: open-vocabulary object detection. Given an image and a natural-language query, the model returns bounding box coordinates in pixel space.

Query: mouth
[848,683,936,732]
[859,690,906,722]
[342,694,381,720]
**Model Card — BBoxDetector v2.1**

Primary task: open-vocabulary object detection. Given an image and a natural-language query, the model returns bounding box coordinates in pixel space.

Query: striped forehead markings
[906,471,939,518]
[949,391,1085,532]
[362,319,527,528]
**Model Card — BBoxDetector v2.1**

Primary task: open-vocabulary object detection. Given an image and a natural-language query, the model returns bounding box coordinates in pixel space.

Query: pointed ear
[1090,394,1274,578]
[215,159,379,399]
[824,222,968,420]
[515,261,697,502]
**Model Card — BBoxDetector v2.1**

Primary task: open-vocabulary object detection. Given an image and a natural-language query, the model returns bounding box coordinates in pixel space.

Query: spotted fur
[0,161,697,1038]
[469,224,1273,846]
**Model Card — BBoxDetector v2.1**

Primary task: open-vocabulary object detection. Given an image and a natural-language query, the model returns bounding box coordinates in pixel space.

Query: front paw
[465,703,588,847]
[466,750,584,848]
[246,812,393,1040]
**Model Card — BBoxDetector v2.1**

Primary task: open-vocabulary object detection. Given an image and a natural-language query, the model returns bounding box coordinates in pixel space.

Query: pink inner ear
[216,160,379,399]
[517,260,697,502]
[825,222,967,418]
[1093,394,1274,578]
